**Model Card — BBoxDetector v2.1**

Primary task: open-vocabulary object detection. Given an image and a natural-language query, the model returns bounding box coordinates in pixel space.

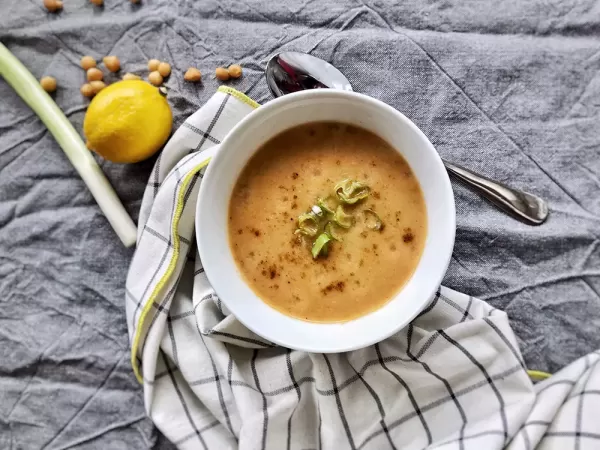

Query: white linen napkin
[125,86,600,450]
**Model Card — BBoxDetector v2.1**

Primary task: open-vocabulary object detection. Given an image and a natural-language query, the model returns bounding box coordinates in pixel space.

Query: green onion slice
[294,227,316,237]
[317,197,336,215]
[364,209,383,231]
[334,179,370,204]
[311,232,331,259]
[295,212,319,237]
[325,221,343,241]
[334,205,354,228]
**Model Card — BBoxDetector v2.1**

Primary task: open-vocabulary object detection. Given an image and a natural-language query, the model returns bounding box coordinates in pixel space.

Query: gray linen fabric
[125,88,600,450]
[1,1,599,448]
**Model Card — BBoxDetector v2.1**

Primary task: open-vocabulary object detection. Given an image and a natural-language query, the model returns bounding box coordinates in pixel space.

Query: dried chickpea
[87,67,103,82]
[157,62,171,77]
[122,72,141,81]
[90,0,103,5]
[80,83,95,97]
[80,56,96,70]
[43,0,63,12]
[90,80,106,94]
[147,59,160,71]
[215,67,229,81]
[228,64,242,79]
[40,76,57,93]
[103,56,120,73]
[148,71,163,86]
[184,67,202,82]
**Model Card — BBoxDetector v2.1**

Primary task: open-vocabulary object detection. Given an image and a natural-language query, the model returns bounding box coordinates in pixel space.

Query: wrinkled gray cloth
[1,1,599,449]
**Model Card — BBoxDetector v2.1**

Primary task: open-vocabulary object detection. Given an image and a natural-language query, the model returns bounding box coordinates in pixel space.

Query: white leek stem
[0,43,137,247]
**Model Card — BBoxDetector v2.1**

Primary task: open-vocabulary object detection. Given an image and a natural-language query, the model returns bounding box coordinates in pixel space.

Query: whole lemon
[84,80,172,163]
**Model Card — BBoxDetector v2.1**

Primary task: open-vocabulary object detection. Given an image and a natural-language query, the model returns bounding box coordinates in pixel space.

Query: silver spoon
[265,51,549,226]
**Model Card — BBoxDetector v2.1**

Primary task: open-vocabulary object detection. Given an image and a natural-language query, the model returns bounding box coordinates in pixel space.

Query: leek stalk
[0,43,137,247]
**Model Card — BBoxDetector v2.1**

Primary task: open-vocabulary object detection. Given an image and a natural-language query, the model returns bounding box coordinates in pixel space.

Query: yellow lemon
[84,80,172,163]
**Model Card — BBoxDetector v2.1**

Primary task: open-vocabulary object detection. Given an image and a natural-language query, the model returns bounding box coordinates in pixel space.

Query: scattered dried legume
[215,67,229,81]
[40,76,57,93]
[90,80,106,94]
[157,62,171,78]
[148,71,163,86]
[103,56,120,73]
[228,64,242,79]
[87,67,103,82]
[80,83,95,97]
[147,59,160,71]
[43,0,63,12]
[80,56,96,71]
[184,67,202,82]
[122,73,141,81]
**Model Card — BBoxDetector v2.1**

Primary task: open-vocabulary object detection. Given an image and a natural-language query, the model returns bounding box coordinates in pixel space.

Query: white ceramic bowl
[197,90,455,352]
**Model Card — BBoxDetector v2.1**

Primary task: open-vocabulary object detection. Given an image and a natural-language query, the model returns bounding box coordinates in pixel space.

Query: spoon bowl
[266,52,352,98]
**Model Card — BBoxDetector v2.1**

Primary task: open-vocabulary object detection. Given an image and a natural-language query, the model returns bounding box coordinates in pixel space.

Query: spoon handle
[443,160,549,225]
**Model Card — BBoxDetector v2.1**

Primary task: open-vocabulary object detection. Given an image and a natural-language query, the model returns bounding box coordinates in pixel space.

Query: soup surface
[228,122,427,322]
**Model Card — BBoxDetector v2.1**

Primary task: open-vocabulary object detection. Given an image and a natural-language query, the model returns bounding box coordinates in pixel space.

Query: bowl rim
[196,89,456,352]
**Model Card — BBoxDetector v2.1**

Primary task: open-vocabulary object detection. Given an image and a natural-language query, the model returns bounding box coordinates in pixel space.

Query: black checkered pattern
[126,89,600,449]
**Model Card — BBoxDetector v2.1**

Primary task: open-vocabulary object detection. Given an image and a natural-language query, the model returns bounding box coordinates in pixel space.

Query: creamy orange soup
[228,122,427,322]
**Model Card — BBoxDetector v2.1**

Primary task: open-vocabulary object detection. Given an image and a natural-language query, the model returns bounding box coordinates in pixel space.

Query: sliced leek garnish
[334,179,370,204]
[317,197,336,215]
[364,209,383,231]
[311,233,331,259]
[295,179,384,258]
[295,212,319,237]
[334,205,354,228]
[325,222,343,241]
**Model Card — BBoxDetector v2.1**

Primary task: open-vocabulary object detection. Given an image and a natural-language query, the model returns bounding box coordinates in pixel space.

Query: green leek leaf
[334,205,354,228]
[317,197,336,215]
[334,179,370,204]
[311,233,331,259]
[295,211,319,237]
[325,221,343,241]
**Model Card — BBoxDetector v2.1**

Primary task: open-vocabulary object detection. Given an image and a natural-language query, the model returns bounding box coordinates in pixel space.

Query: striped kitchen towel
[125,86,600,449]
